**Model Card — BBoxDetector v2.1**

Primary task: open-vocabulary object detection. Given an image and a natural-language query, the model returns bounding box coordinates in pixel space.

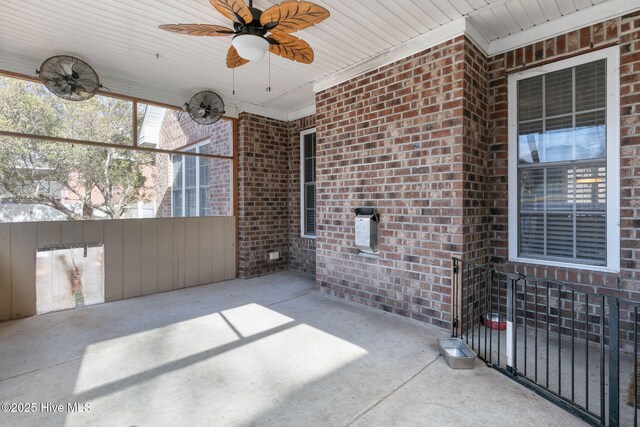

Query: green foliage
[0,76,153,220]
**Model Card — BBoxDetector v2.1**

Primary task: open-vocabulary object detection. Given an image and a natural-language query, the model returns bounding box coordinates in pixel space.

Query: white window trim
[507,46,620,273]
[171,140,211,217]
[300,127,316,239]
[170,155,182,217]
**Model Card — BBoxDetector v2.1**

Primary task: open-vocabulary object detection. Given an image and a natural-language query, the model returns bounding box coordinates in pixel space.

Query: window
[184,149,197,217]
[508,47,619,271]
[172,155,183,217]
[301,128,316,237]
[171,141,232,217]
[199,145,212,217]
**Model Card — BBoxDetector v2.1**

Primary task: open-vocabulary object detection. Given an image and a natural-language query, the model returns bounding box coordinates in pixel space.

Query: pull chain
[233,68,235,96]
[266,52,271,92]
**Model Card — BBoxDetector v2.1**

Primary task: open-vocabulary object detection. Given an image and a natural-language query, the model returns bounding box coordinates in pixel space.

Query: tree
[0,75,154,220]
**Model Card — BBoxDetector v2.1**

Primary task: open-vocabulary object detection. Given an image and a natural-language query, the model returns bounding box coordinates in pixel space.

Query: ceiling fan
[37,55,102,101]
[183,91,225,125]
[159,0,329,68]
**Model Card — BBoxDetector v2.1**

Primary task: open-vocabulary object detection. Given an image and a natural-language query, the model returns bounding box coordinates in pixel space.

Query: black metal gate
[451,257,640,427]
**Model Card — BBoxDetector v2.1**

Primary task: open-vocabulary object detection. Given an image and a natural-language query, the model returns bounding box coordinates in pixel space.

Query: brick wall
[237,112,290,278]
[204,121,234,217]
[487,12,640,300]
[231,11,638,333]
[462,41,490,264]
[315,36,488,328]
[288,115,317,276]
[155,110,233,218]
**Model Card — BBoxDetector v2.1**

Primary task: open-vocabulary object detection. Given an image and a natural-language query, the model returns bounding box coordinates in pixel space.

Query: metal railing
[452,257,640,427]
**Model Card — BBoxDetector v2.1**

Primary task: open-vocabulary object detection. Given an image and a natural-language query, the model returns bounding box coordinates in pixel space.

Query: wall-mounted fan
[183,91,225,125]
[37,55,102,101]
[159,0,329,68]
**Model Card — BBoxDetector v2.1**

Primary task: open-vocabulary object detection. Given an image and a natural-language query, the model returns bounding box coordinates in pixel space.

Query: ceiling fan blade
[209,0,253,25]
[267,33,314,64]
[73,84,92,96]
[191,106,206,119]
[226,46,250,68]
[261,1,329,34]
[75,77,99,92]
[159,24,235,36]
[58,60,75,76]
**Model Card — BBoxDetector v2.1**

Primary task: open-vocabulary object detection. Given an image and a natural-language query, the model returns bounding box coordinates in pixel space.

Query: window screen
[184,149,197,217]
[172,155,183,217]
[517,59,607,265]
[199,144,212,217]
[171,142,232,218]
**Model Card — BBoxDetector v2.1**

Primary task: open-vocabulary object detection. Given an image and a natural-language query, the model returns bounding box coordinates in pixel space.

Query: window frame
[507,46,620,273]
[300,127,317,239]
[171,140,219,218]
[171,155,183,217]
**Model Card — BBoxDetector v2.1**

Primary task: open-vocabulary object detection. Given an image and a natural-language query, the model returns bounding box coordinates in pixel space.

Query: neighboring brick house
[235,10,640,333]
[146,107,233,218]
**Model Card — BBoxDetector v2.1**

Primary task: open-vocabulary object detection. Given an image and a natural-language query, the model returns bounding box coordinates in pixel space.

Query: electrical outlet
[269,251,280,261]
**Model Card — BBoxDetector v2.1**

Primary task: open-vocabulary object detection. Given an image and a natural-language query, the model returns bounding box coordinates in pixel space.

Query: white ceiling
[0,0,637,120]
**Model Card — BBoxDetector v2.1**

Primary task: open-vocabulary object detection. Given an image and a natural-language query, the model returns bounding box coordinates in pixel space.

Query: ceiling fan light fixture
[159,1,330,68]
[232,34,269,61]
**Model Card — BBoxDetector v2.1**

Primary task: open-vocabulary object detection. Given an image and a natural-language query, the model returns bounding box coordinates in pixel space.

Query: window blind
[517,59,607,265]
[303,132,316,236]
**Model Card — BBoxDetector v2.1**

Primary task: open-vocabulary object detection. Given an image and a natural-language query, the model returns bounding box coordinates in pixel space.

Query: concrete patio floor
[0,272,584,426]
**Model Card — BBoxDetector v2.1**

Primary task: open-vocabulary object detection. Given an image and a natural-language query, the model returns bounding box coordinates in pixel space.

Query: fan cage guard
[38,55,101,102]
[185,91,225,125]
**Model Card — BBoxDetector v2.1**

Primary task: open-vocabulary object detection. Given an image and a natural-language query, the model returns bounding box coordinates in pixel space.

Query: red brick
[487,15,640,313]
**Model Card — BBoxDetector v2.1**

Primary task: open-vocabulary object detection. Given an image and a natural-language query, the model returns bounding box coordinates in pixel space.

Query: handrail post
[609,297,620,427]
[506,272,524,375]
[451,257,461,338]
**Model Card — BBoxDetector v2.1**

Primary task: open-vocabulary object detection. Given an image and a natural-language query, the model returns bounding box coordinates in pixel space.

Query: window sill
[301,234,316,240]
[358,251,379,259]
[508,256,619,274]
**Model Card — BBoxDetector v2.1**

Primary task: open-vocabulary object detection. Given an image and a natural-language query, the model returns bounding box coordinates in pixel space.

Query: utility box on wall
[355,207,379,255]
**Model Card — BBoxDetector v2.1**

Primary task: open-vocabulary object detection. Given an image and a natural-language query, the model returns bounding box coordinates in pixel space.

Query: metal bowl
[438,338,476,369]
[482,312,506,330]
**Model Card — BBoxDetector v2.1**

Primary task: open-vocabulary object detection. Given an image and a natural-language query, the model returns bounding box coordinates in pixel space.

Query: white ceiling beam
[288,104,316,121]
[235,102,289,121]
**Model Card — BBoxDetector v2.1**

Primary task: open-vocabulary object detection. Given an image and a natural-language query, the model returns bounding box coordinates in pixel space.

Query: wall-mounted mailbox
[355,207,379,255]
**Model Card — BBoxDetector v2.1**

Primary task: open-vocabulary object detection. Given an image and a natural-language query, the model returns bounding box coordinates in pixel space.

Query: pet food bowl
[482,312,506,330]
